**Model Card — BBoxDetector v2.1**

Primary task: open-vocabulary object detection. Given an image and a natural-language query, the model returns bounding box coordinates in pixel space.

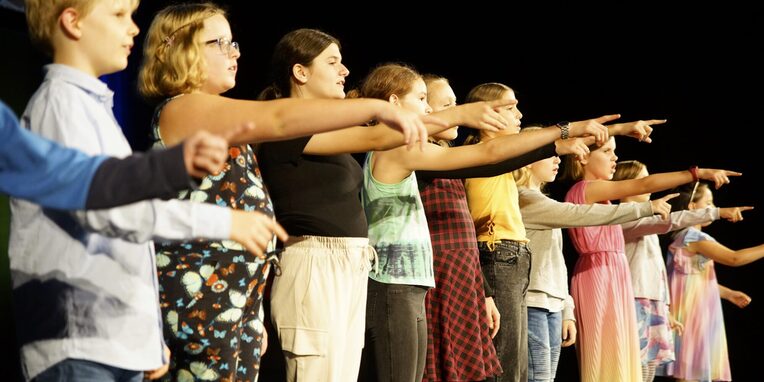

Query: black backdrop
[1,3,761,381]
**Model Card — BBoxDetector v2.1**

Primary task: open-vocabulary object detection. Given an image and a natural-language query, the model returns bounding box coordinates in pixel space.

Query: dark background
[1,2,762,380]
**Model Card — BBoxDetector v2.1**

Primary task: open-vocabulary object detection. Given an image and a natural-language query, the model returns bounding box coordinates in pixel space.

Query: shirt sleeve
[620,207,719,241]
[519,188,653,229]
[85,144,193,209]
[563,295,576,322]
[256,136,312,165]
[417,143,557,180]
[73,199,231,243]
[0,101,103,210]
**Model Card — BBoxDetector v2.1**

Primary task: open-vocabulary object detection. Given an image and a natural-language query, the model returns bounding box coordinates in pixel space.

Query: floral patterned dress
[152,97,275,382]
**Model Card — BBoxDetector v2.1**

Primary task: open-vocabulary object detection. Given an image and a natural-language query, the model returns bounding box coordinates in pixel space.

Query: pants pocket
[279,327,329,356]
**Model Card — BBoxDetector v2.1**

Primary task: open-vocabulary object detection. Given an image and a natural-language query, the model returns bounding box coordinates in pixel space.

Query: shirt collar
[44,64,115,105]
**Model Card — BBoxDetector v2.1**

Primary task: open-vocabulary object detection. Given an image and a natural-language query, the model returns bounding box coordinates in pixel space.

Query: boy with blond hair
[11,1,287,380]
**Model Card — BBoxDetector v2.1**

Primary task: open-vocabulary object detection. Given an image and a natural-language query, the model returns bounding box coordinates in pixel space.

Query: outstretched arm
[719,284,752,308]
[159,93,442,149]
[519,188,654,230]
[687,240,764,267]
[303,98,516,155]
[585,167,741,204]
[621,207,719,240]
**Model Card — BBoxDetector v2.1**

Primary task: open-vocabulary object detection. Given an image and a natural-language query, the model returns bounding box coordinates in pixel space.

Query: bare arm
[687,240,764,267]
[303,99,515,155]
[584,168,741,204]
[372,126,565,183]
[159,93,438,147]
[718,284,752,308]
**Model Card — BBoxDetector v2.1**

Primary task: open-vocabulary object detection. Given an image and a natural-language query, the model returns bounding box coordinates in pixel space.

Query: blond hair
[613,160,646,181]
[138,2,225,100]
[25,0,139,56]
[422,73,448,89]
[513,127,543,188]
[560,137,612,181]
[463,82,513,145]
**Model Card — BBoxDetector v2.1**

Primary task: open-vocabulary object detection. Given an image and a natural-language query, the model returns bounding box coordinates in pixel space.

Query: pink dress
[565,181,642,382]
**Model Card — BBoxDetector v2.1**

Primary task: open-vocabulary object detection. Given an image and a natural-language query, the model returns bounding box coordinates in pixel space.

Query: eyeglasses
[204,37,239,56]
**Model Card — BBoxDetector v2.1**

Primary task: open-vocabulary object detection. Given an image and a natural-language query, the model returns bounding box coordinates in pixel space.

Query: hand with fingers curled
[554,136,595,162]
[561,319,577,347]
[607,118,668,143]
[568,114,619,145]
[183,122,258,178]
[719,206,755,223]
[485,297,501,338]
[669,314,684,336]
[182,130,232,178]
[725,289,752,309]
[229,210,289,259]
[650,193,680,220]
[376,103,446,151]
[696,168,743,189]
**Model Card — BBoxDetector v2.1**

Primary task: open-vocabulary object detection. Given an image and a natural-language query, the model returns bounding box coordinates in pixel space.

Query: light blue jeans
[33,358,143,382]
[527,307,562,382]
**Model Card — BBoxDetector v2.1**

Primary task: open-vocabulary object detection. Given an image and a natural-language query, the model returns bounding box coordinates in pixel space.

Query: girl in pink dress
[561,139,738,382]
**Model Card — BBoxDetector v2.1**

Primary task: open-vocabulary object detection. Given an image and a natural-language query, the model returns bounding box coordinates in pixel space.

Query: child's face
[495,90,522,135]
[78,0,139,76]
[690,186,714,227]
[396,78,432,117]
[529,155,561,184]
[199,14,240,95]
[428,80,459,141]
[300,43,349,99]
[583,137,618,180]
[691,187,714,209]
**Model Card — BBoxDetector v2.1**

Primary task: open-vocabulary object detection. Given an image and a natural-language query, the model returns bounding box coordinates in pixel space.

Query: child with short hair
[11,1,285,380]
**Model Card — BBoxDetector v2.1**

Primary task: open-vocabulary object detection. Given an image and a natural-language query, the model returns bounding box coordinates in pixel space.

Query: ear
[388,94,400,106]
[292,64,309,84]
[59,7,83,40]
[577,154,589,166]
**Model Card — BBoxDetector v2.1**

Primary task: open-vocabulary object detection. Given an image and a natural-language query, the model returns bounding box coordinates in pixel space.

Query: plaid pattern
[420,178,502,381]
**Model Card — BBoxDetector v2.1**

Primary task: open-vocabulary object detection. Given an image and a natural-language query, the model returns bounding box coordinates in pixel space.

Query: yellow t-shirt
[465,171,528,246]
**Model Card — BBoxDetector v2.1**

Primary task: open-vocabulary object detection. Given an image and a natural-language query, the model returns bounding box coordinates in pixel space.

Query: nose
[129,19,139,37]
[553,156,561,164]
[613,153,619,161]
[339,63,349,77]
[231,47,241,59]
[425,104,433,115]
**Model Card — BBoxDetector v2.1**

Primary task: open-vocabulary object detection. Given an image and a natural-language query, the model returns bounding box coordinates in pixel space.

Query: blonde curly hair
[138,2,225,100]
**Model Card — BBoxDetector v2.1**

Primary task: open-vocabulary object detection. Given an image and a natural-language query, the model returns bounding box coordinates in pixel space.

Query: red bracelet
[689,166,699,182]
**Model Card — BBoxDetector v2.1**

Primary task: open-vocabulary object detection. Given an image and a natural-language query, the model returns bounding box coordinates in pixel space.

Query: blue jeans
[33,358,143,382]
[527,307,562,382]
